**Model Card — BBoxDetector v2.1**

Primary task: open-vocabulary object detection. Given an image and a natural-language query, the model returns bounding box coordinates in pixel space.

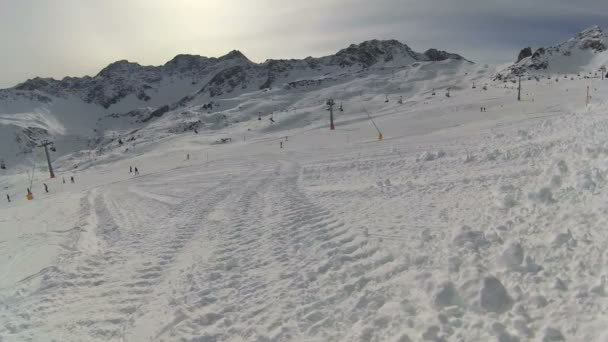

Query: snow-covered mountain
[497,25,608,79]
[0,40,471,171]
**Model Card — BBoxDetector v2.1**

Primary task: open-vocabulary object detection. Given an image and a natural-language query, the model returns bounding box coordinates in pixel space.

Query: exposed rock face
[201,65,251,97]
[424,48,465,62]
[517,47,533,63]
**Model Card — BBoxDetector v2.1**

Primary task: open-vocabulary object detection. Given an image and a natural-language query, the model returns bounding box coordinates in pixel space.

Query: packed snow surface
[2,65,608,342]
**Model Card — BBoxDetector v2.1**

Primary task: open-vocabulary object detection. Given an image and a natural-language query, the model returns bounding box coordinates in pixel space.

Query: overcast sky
[1,0,607,88]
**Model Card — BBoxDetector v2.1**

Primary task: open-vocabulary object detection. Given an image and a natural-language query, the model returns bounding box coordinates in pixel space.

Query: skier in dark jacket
[44,183,49,193]
[6,194,10,203]
[70,176,75,183]
[134,167,139,176]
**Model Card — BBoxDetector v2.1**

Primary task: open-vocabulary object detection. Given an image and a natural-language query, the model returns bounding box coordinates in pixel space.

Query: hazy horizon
[1,0,607,88]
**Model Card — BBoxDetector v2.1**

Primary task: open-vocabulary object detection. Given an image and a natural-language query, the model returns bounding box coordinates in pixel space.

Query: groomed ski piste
[2,73,608,341]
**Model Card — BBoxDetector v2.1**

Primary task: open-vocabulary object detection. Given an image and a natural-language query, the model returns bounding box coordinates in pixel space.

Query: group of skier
[280,136,289,149]
[5,175,75,203]
[129,166,139,175]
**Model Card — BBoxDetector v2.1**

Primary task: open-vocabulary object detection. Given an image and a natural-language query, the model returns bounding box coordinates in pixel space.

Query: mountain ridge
[7,40,468,91]
[496,25,608,79]
[0,39,473,170]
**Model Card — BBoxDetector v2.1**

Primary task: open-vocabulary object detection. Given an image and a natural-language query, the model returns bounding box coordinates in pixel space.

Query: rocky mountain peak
[423,48,465,62]
[577,25,603,40]
[332,39,417,67]
[163,54,212,75]
[14,77,55,91]
[516,47,533,63]
[96,60,149,78]
[219,50,251,63]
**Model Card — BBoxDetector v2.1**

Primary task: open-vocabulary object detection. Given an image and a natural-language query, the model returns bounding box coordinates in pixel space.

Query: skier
[187,154,190,160]
[280,141,283,149]
[130,166,133,173]
[134,167,139,176]
[269,117,275,124]
[44,183,48,193]
[70,176,75,184]
[62,177,66,184]
[6,194,10,203]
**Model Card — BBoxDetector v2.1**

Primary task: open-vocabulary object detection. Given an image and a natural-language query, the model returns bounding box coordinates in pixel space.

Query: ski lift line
[26,162,36,191]
[361,105,383,136]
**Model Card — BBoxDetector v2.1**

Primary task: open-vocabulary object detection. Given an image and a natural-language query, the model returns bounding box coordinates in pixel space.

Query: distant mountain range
[2,40,468,109]
[0,39,471,170]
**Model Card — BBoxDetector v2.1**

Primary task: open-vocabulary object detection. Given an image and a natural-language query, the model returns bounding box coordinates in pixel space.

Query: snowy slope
[2,55,608,341]
[497,25,608,79]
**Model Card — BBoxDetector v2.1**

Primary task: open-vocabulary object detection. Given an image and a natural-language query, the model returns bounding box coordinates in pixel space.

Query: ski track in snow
[1,162,256,341]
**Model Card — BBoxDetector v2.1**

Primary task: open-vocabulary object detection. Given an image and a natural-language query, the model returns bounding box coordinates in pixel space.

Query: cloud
[0,0,607,87]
